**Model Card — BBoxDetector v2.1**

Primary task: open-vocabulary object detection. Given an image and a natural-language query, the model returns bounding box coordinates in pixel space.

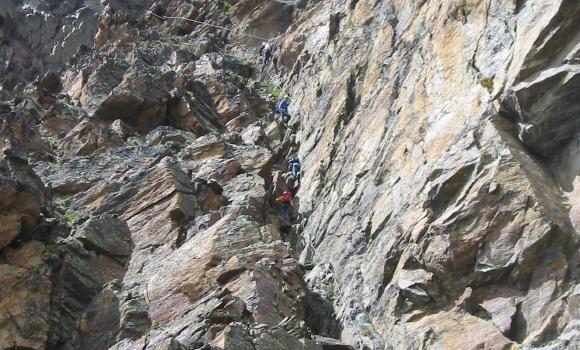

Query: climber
[275,190,293,222]
[260,41,272,66]
[288,157,301,179]
[275,96,290,123]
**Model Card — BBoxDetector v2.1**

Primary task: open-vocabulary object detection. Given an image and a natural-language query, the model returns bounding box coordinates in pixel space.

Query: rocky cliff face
[0,0,578,349]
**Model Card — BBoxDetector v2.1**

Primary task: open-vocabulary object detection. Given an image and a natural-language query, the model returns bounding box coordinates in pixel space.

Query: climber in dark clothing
[288,157,301,179]
[260,42,272,66]
[276,190,293,221]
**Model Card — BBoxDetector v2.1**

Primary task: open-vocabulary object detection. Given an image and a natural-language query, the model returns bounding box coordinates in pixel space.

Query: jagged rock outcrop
[0,0,578,350]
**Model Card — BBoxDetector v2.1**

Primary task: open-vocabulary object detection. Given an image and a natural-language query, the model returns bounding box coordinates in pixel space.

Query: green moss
[246,73,283,98]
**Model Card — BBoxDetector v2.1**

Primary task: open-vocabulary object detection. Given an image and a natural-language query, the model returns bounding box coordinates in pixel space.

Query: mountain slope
[0,0,578,349]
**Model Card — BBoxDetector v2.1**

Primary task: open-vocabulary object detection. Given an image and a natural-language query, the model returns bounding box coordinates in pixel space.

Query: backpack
[282,191,292,203]
[276,192,292,204]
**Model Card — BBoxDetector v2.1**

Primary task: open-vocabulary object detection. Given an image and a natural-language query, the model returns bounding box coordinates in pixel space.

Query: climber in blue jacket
[288,157,301,179]
[275,96,290,123]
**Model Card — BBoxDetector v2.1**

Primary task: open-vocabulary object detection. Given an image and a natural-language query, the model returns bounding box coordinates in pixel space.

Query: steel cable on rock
[147,11,285,42]
[147,7,292,99]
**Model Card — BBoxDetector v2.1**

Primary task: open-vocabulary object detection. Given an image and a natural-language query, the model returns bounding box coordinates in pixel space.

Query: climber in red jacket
[275,190,293,221]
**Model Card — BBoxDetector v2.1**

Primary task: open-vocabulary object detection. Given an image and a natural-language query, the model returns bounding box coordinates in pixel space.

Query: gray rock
[73,215,132,257]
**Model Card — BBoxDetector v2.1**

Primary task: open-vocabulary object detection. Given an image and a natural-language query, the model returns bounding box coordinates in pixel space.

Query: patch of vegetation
[350,65,360,78]
[318,166,328,188]
[54,197,80,226]
[223,1,237,16]
[55,197,71,210]
[242,59,257,73]
[322,282,335,301]
[563,196,573,212]
[302,256,322,270]
[260,80,282,99]
[60,210,80,226]
[245,74,283,99]
[244,57,257,68]
[246,78,258,88]
[45,243,57,255]
[43,136,60,150]
[226,52,257,76]
[480,77,494,93]
[360,324,375,338]
[47,162,60,169]
[345,18,354,30]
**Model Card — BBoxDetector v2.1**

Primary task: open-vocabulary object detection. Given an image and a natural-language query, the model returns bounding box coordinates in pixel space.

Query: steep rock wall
[280,0,580,348]
[0,0,578,349]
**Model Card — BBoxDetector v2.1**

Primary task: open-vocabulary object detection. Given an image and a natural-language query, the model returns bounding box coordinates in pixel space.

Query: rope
[148,11,284,42]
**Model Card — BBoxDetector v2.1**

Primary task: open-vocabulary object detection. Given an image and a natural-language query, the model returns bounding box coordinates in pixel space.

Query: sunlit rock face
[281,0,579,349]
[0,0,578,349]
